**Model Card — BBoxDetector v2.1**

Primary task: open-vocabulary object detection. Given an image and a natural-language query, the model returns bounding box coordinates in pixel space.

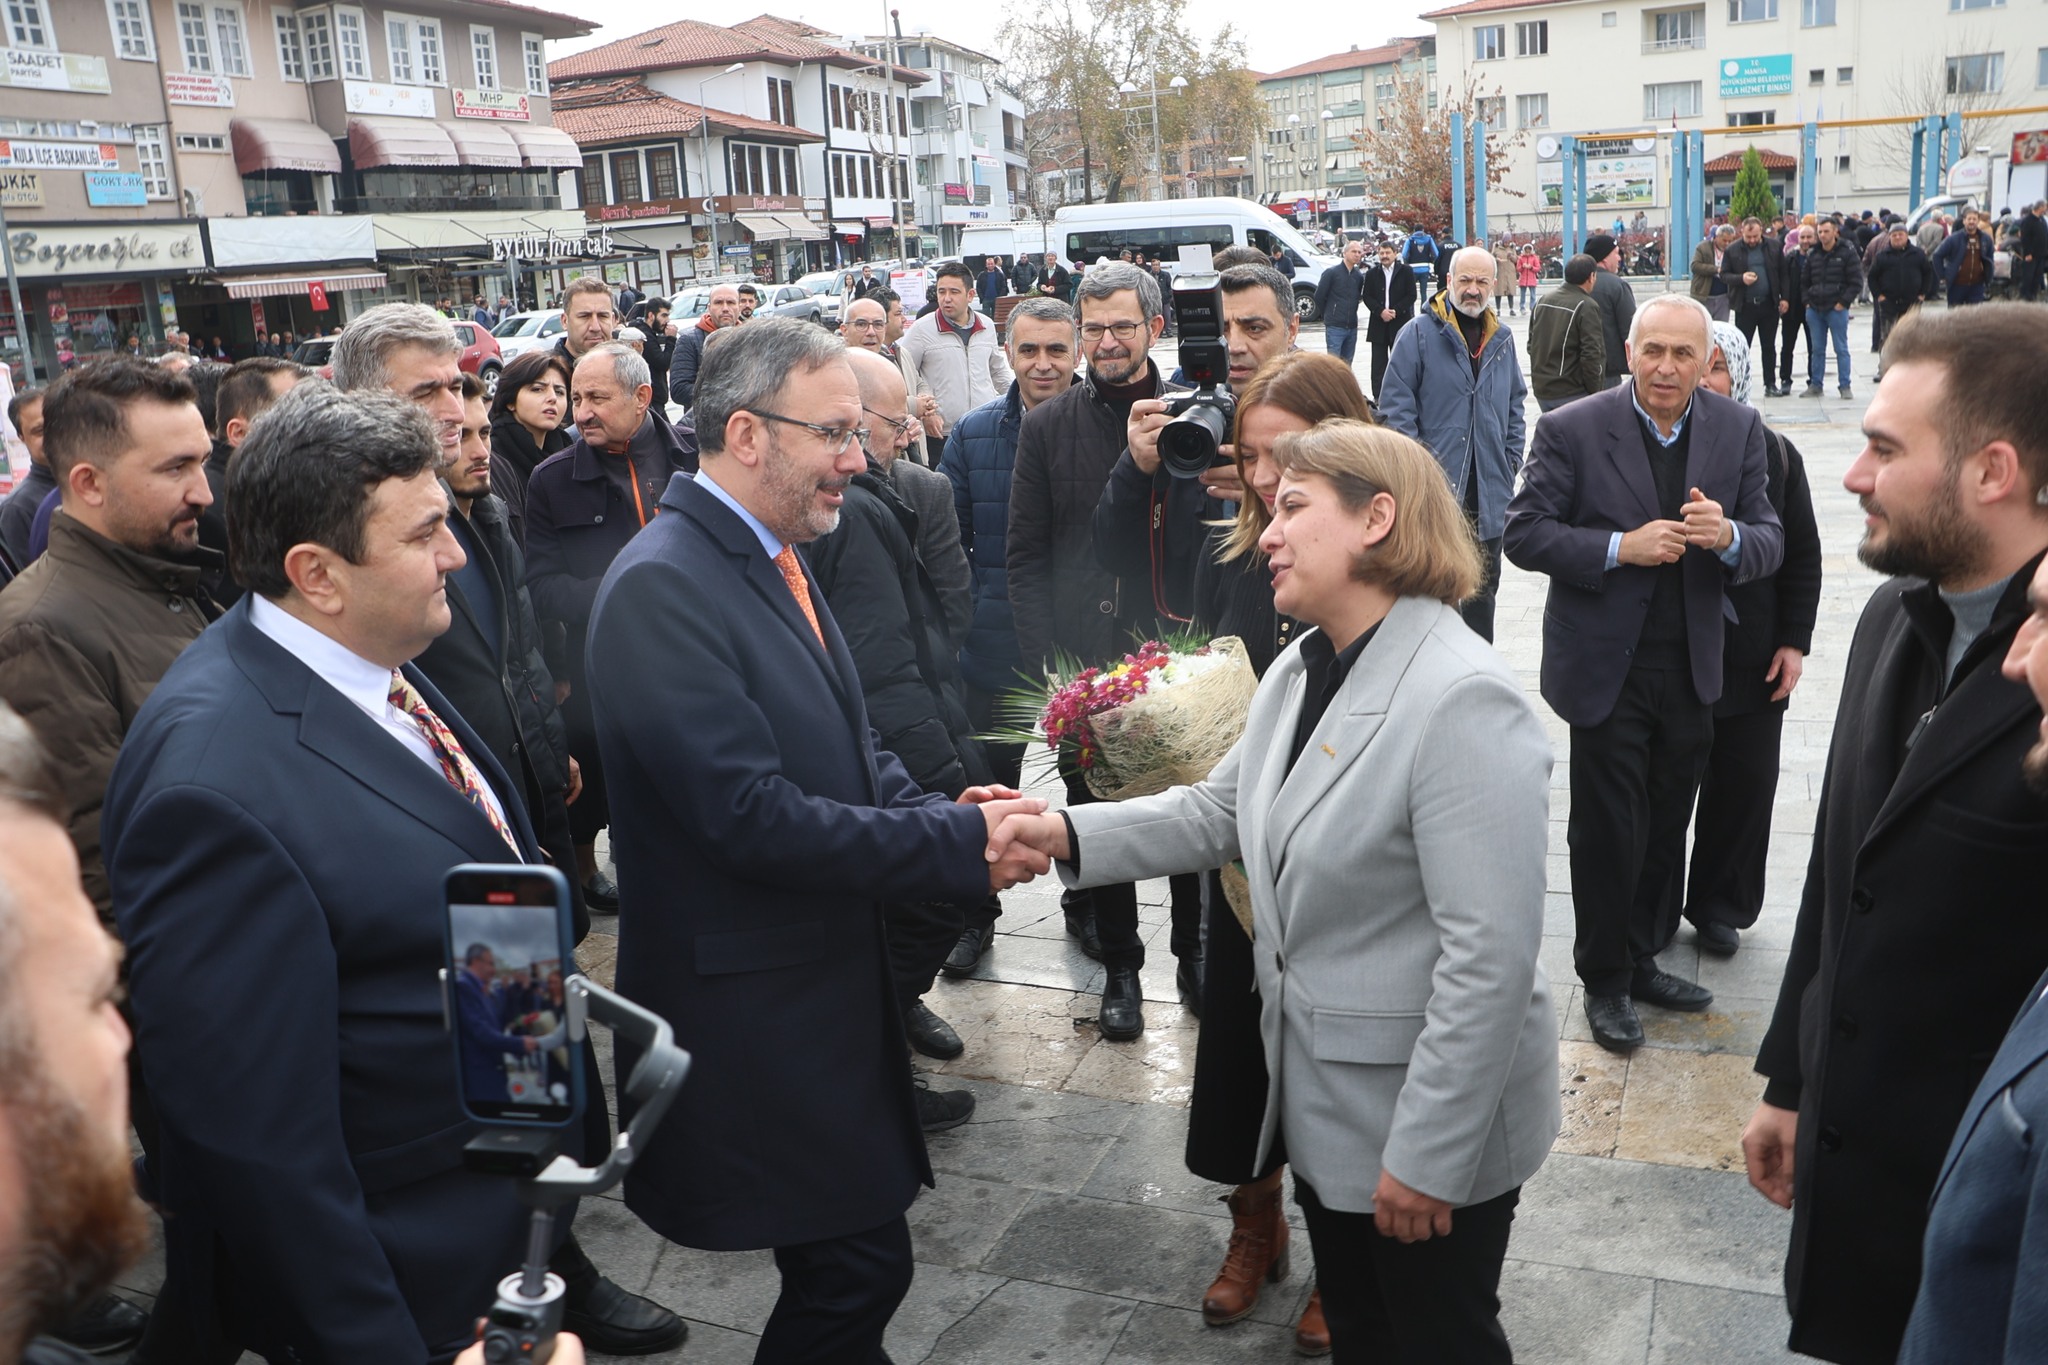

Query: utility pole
[0,199,35,386]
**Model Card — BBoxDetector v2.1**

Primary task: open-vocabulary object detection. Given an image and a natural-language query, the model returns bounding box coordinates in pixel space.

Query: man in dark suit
[1504,294,1783,1054]
[455,944,540,1105]
[101,386,563,1363]
[1900,553,2048,1359]
[1361,240,1417,403]
[586,318,1050,1363]
[1743,302,2048,1365]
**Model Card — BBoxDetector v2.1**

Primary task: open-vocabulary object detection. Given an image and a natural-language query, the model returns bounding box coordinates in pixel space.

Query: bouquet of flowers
[1020,635,1258,802]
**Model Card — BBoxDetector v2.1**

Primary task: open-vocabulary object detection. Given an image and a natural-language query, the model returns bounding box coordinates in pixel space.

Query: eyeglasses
[846,318,887,332]
[864,406,914,440]
[1079,321,1143,342]
[743,409,868,455]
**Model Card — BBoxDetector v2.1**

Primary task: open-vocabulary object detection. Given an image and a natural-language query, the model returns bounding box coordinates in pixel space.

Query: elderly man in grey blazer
[990,421,1558,1363]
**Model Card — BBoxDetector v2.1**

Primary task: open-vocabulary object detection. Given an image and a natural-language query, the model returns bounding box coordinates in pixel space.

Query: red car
[292,321,503,397]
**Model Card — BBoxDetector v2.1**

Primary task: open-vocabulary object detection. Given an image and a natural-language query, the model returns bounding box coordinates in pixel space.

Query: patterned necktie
[774,546,827,649]
[388,670,521,855]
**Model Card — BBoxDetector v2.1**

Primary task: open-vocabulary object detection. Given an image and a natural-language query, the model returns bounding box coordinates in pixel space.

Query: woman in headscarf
[1676,321,1824,955]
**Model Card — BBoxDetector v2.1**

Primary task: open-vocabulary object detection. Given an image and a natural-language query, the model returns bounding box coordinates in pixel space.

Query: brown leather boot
[1201,1178,1290,1325]
[1294,1288,1331,1356]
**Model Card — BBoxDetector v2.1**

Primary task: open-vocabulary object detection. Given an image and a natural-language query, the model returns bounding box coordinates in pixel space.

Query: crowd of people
[0,216,2043,1365]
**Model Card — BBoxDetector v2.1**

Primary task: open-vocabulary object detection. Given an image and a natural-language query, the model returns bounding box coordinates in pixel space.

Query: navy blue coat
[101,602,549,1363]
[939,382,1030,695]
[1503,383,1784,728]
[1902,969,2048,1363]
[586,471,991,1251]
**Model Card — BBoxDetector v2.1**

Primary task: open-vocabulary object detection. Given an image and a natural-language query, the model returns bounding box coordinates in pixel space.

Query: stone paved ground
[110,285,1893,1363]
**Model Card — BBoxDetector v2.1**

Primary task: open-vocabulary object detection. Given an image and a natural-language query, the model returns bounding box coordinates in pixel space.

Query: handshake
[957,787,1077,891]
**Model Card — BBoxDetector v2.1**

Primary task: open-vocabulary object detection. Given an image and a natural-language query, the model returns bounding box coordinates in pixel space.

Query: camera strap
[1147,485,1192,625]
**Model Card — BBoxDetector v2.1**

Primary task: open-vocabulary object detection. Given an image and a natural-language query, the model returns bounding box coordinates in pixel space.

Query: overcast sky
[546,0,1433,81]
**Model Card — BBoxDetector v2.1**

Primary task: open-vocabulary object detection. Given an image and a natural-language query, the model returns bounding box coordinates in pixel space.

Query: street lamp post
[698,62,744,278]
[1116,75,1185,201]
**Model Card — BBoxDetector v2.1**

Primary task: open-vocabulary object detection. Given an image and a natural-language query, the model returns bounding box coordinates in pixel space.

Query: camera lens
[1159,403,1230,480]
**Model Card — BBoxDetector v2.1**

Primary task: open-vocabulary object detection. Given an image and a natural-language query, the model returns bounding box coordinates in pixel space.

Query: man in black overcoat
[1744,303,2048,1365]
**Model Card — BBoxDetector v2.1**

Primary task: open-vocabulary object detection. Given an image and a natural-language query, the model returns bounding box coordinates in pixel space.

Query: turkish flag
[308,282,330,312]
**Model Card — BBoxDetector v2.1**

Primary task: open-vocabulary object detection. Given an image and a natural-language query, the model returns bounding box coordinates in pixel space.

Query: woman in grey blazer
[991,421,1560,1363]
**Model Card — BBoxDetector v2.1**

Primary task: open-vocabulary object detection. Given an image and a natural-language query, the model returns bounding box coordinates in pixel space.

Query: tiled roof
[1261,38,1428,82]
[550,79,821,145]
[464,0,592,32]
[1419,0,1574,18]
[1705,148,1798,173]
[547,14,927,84]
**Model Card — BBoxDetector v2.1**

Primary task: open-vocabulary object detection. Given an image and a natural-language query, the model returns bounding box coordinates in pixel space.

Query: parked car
[290,337,334,379]
[491,309,564,362]
[672,281,827,326]
[450,320,503,398]
[794,271,847,325]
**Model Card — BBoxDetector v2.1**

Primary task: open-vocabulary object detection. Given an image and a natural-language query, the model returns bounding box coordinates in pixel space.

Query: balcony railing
[1642,34,1706,52]
[1004,134,1024,153]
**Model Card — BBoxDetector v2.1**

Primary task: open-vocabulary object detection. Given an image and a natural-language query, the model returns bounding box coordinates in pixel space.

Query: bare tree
[1870,30,2022,189]
[1347,71,1527,237]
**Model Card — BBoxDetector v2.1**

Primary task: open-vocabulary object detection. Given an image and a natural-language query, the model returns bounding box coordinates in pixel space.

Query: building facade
[0,0,593,383]
[1424,0,2048,234]
[1254,38,1435,231]
[856,32,1029,255]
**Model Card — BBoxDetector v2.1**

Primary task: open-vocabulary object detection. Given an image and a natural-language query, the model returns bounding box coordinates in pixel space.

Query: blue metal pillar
[1943,110,1965,184]
[1471,118,1489,243]
[1910,121,1927,211]
[1800,122,1819,218]
[1562,135,1581,257]
[1450,111,1467,246]
[1667,132,1688,282]
[1573,142,1589,251]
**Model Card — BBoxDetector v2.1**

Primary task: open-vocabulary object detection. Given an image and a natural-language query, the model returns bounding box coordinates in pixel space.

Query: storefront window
[242,170,320,216]
[0,281,159,385]
[340,166,559,214]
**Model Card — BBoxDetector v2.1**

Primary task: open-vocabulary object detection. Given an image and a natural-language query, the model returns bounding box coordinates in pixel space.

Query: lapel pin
[1321,744,1336,758]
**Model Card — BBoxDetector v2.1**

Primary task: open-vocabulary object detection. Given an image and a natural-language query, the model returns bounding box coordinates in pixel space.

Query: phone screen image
[448,876,579,1125]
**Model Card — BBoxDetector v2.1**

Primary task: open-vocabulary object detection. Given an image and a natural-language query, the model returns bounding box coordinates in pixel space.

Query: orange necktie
[774,545,826,649]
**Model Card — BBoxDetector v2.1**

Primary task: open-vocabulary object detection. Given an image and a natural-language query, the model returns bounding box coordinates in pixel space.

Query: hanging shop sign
[0,171,42,208]
[4,223,202,278]
[943,182,971,204]
[164,72,236,107]
[488,225,617,260]
[452,88,530,121]
[84,172,147,207]
[0,50,111,95]
[0,141,121,171]
[343,81,436,119]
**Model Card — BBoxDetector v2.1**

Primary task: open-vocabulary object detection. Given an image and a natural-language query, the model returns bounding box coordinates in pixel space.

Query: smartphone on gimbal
[443,864,584,1128]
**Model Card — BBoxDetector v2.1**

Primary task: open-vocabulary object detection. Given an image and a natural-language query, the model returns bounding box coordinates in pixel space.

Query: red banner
[308,282,329,312]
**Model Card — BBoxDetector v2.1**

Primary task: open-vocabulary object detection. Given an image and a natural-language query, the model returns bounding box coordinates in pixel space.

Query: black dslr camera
[1159,272,1237,479]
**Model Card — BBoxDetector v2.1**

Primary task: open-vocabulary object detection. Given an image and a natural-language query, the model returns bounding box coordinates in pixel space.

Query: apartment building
[1254,38,1436,230]
[548,16,928,275]
[1424,0,2048,231]
[0,0,592,381]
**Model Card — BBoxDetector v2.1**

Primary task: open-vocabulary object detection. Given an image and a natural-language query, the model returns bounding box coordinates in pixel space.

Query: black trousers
[1735,305,1778,385]
[1568,665,1714,997]
[758,1213,914,1365]
[1874,299,1914,354]
[1059,762,1201,970]
[1185,870,1280,1185]
[1297,1178,1521,1365]
[886,898,965,1014]
[561,678,609,845]
[1369,336,1394,403]
[965,683,1024,790]
[1776,310,1803,388]
[1682,704,1784,932]
[1459,536,1504,643]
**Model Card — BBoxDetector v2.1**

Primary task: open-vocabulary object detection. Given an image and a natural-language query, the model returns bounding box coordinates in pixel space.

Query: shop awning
[509,124,582,169]
[832,220,864,235]
[230,118,344,176]
[222,270,388,299]
[737,212,826,242]
[348,116,459,170]
[441,119,523,169]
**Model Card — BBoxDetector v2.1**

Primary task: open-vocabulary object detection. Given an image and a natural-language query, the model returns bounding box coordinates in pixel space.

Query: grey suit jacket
[1061,596,1559,1212]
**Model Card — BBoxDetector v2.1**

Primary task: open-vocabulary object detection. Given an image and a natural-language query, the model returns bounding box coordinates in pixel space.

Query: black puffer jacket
[1867,243,1935,304]
[1006,360,1186,672]
[1800,240,1865,311]
[1190,523,1296,679]
[804,457,989,797]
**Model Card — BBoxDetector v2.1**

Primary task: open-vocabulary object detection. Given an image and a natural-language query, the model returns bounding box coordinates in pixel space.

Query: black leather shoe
[1099,965,1145,1041]
[913,1073,976,1131]
[941,922,993,978]
[582,870,619,913]
[51,1294,148,1355]
[1585,993,1644,1052]
[1632,968,1714,1013]
[1175,953,1203,1019]
[904,1000,964,1060]
[1695,922,1740,956]
[561,1275,687,1356]
[1065,911,1104,962]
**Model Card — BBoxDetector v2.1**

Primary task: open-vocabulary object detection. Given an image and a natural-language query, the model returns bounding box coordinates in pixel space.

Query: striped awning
[229,118,343,175]
[441,119,523,169]
[223,271,388,299]
[348,116,459,169]
[509,124,582,169]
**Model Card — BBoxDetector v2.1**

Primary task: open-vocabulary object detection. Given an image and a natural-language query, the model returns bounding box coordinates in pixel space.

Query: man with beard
[1379,246,1527,641]
[668,283,741,411]
[1744,302,2048,1365]
[198,357,310,608]
[584,319,1048,1362]
[551,276,618,373]
[1899,546,2048,1362]
[0,704,153,1365]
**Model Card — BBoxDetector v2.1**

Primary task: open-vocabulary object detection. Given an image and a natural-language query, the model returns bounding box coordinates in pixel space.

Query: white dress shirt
[249,594,513,833]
